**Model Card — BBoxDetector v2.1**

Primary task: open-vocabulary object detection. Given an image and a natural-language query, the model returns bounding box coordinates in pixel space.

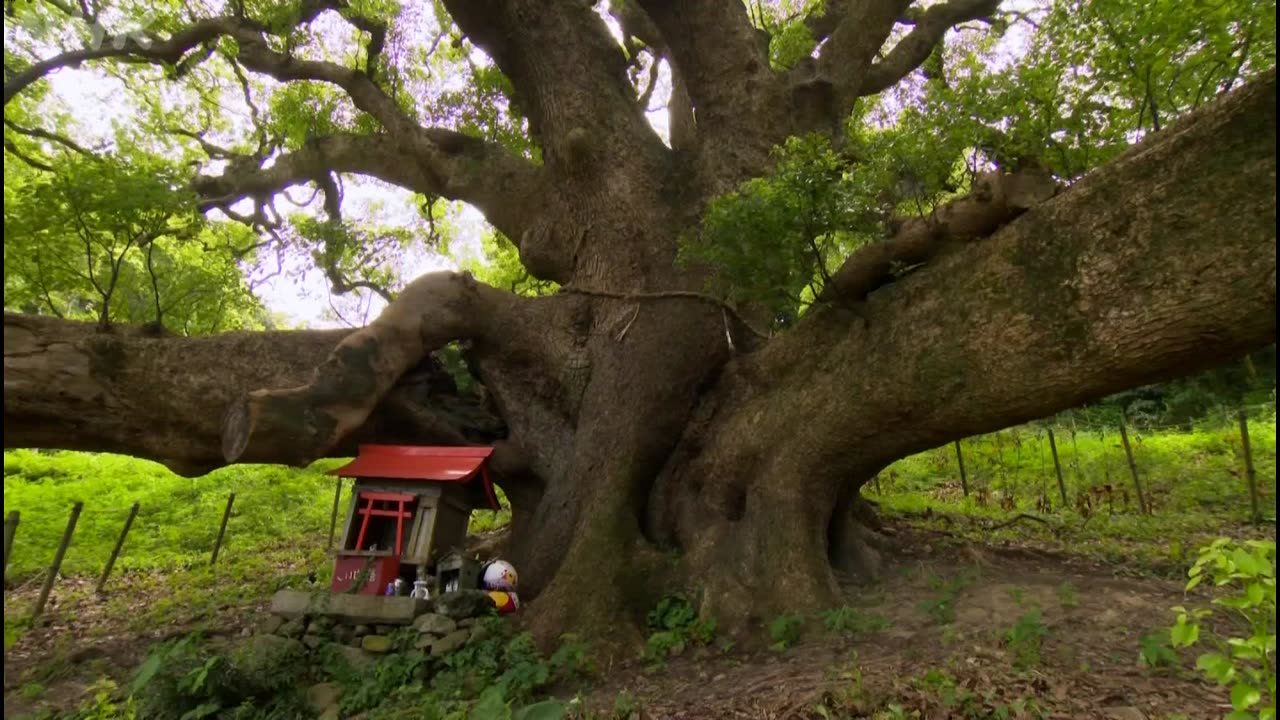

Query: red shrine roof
[329,445,492,481]
[328,445,500,510]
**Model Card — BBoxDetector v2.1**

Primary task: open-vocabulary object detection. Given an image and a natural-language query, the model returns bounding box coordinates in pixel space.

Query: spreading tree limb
[859,0,1003,97]
[5,7,545,243]
[220,272,521,466]
[649,72,1276,631]
[2,312,503,475]
[4,17,243,104]
[4,118,97,156]
[443,0,665,166]
[191,131,541,244]
[811,0,909,115]
[607,2,697,151]
[633,0,773,138]
[769,69,1275,480]
[4,1,388,107]
[820,168,1059,302]
[794,0,1000,127]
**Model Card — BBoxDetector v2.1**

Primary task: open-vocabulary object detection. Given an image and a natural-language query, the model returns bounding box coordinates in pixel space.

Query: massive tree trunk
[3,0,1275,651]
[650,72,1278,627]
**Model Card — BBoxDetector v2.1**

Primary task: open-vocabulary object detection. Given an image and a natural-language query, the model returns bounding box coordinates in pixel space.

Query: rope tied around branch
[558,285,772,342]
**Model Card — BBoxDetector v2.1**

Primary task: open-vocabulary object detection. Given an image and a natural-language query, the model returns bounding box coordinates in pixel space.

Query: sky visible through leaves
[10,3,685,328]
[5,0,1270,330]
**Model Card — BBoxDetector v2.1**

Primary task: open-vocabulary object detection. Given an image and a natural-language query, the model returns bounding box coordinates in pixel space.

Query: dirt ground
[580,530,1233,719]
[4,528,1237,720]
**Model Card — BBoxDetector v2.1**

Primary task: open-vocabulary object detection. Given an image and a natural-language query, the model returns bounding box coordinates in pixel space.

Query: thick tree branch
[607,3,695,152]
[610,0,665,57]
[686,70,1277,499]
[667,66,697,152]
[796,0,999,129]
[4,8,403,133]
[3,310,504,475]
[633,0,773,139]
[190,131,541,243]
[649,76,1276,612]
[859,0,1002,97]
[626,1,802,187]
[811,0,910,112]
[440,0,685,289]
[636,58,661,110]
[820,168,1059,302]
[4,17,248,104]
[4,118,97,155]
[221,272,522,466]
[443,0,664,170]
[803,0,848,43]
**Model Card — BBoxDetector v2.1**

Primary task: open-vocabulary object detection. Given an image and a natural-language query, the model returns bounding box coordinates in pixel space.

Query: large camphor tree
[3,0,1276,644]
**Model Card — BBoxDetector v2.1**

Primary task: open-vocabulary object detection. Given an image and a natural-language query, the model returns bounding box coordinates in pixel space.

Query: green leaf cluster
[2,142,266,334]
[1168,538,1276,720]
[459,231,559,298]
[679,0,1275,325]
[642,593,717,668]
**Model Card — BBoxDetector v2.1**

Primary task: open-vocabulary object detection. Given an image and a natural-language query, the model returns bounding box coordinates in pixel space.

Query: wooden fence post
[3,510,19,582]
[953,440,969,497]
[994,431,1007,497]
[1237,410,1260,525]
[327,478,344,549]
[32,502,83,620]
[1048,428,1068,507]
[1068,415,1083,484]
[1118,420,1149,514]
[210,493,236,566]
[96,502,140,594]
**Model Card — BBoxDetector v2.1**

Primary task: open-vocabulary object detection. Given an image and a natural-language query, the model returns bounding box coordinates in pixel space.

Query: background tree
[3,0,1275,646]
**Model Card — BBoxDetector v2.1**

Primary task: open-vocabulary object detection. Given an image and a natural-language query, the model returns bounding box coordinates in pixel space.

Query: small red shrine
[327,445,499,595]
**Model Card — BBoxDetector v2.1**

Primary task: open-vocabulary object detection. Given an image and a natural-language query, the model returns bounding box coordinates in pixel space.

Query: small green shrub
[548,633,596,682]
[1138,630,1178,669]
[339,650,429,715]
[1168,538,1276,720]
[821,606,891,637]
[612,689,642,719]
[1004,608,1049,670]
[919,573,974,625]
[642,594,716,668]
[127,633,309,720]
[913,668,979,715]
[70,678,138,720]
[468,688,568,720]
[768,614,805,651]
[1057,582,1081,609]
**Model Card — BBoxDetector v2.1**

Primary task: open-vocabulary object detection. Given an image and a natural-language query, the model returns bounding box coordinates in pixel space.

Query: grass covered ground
[867,408,1277,573]
[4,410,1272,638]
[3,451,339,582]
[2,451,511,650]
[877,410,1276,519]
[2,408,1274,719]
